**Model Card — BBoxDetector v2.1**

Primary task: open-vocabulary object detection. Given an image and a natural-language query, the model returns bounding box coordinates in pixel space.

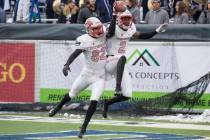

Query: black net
[136,71,210,114]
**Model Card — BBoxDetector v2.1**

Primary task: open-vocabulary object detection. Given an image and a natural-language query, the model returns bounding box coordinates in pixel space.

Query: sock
[81,100,98,129]
[56,93,71,109]
[115,56,126,92]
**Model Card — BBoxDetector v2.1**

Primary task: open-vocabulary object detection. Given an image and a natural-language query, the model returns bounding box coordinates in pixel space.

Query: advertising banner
[39,41,210,109]
[0,43,35,103]
[121,42,210,92]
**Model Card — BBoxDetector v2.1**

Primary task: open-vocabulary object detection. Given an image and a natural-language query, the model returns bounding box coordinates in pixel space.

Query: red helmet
[117,10,133,30]
[84,17,104,38]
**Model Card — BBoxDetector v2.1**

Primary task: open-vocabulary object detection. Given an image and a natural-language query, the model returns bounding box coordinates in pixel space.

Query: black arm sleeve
[65,49,83,66]
[106,15,117,38]
[138,31,157,39]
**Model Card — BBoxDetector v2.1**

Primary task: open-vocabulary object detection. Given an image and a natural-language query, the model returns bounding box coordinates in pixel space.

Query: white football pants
[68,68,105,101]
[105,55,132,98]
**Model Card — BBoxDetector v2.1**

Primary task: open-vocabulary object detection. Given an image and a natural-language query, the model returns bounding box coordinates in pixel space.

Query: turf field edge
[0,120,210,138]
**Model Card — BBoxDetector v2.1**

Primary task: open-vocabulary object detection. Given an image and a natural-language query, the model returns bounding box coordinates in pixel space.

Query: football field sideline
[1,114,210,131]
[1,114,210,140]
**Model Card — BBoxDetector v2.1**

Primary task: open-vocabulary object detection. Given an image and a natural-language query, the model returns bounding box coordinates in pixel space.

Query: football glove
[62,65,71,77]
[156,23,168,33]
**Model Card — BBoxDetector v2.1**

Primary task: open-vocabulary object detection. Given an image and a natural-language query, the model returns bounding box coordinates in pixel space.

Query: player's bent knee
[68,92,76,99]
[120,56,127,62]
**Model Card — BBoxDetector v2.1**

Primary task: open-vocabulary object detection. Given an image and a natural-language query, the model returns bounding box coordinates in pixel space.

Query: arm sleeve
[138,31,157,39]
[106,15,117,38]
[65,49,83,66]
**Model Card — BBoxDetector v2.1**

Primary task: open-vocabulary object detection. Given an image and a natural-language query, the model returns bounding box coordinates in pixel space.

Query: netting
[136,71,210,114]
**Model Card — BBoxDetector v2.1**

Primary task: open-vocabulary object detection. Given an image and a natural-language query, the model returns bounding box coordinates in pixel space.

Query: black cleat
[102,99,108,118]
[114,90,122,97]
[49,105,61,117]
[78,127,86,138]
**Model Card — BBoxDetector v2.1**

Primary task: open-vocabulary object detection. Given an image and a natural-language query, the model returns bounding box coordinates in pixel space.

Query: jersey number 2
[118,40,126,54]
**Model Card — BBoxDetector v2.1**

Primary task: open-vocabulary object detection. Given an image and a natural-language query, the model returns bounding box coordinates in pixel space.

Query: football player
[103,9,167,118]
[48,16,116,138]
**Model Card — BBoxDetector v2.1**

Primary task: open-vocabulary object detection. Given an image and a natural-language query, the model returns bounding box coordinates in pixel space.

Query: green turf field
[0,112,210,140]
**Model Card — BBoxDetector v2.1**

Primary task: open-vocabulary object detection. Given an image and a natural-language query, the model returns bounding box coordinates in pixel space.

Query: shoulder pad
[75,40,81,46]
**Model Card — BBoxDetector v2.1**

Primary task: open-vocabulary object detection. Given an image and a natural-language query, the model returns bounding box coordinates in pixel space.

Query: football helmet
[117,10,133,30]
[84,17,104,38]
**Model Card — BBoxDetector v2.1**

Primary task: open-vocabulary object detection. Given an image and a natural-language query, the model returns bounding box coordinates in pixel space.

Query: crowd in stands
[0,0,209,24]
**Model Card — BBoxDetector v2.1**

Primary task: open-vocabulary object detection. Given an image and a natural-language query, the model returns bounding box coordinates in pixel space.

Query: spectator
[77,0,97,24]
[142,0,149,20]
[197,0,210,24]
[0,0,8,23]
[137,0,144,22]
[52,0,79,23]
[145,0,169,24]
[0,7,6,23]
[53,0,65,23]
[46,0,56,21]
[96,0,114,23]
[3,0,10,11]
[16,0,30,22]
[63,1,79,23]
[173,1,189,24]
[183,0,190,12]
[0,1,4,9]
[125,0,141,23]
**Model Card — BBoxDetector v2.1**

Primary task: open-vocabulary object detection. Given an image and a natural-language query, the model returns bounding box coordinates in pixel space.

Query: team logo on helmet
[84,17,104,38]
[117,10,133,30]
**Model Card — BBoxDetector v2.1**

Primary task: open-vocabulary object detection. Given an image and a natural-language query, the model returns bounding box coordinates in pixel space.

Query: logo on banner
[127,49,160,66]
[0,43,35,103]
[0,63,26,83]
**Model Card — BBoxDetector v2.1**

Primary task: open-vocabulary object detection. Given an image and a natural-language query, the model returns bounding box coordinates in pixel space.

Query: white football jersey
[107,23,136,56]
[75,31,107,75]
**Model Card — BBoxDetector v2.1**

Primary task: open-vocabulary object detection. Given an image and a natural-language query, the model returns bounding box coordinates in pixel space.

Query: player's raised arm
[133,23,168,39]
[106,14,117,38]
[106,1,127,38]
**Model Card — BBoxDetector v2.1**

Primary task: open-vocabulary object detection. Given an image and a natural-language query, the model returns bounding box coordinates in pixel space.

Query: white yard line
[0,115,210,131]
[26,134,117,139]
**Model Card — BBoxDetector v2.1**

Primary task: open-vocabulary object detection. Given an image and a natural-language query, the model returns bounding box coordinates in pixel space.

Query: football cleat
[78,127,86,138]
[49,105,61,117]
